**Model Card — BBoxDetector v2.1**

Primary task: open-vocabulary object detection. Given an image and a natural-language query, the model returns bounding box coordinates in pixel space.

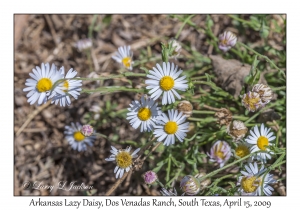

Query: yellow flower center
[221,39,228,45]
[257,136,269,150]
[116,151,132,168]
[160,76,175,91]
[137,107,152,121]
[122,57,132,68]
[243,94,260,111]
[63,80,69,92]
[164,121,178,134]
[235,145,250,158]
[36,78,52,92]
[215,151,224,159]
[73,131,85,142]
[241,176,260,193]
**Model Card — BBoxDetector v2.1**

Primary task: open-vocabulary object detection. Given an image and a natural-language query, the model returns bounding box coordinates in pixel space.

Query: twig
[105,172,129,196]
[16,101,51,137]
[44,15,59,46]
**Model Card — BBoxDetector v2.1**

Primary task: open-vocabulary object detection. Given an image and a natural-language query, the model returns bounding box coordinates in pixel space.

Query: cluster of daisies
[23,63,82,107]
[206,121,277,195]
[104,45,192,179]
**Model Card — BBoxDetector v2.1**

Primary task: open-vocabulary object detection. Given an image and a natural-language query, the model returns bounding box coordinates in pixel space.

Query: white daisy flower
[105,146,140,179]
[153,109,189,146]
[64,122,96,152]
[112,46,133,70]
[48,66,82,107]
[23,63,63,105]
[126,95,162,132]
[245,124,275,163]
[145,62,188,105]
[237,162,276,196]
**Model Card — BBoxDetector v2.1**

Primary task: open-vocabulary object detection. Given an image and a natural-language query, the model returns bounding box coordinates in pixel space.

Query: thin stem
[198,151,260,182]
[244,103,276,124]
[81,86,145,94]
[237,42,286,79]
[175,15,196,39]
[193,110,215,114]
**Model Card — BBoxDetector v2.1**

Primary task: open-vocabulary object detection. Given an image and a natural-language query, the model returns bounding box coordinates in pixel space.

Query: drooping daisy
[207,140,232,168]
[23,63,63,105]
[48,66,82,107]
[105,146,140,179]
[245,124,275,162]
[64,122,96,152]
[112,46,134,70]
[237,162,276,196]
[153,109,189,146]
[126,95,162,132]
[227,120,248,141]
[145,62,188,105]
[180,175,201,196]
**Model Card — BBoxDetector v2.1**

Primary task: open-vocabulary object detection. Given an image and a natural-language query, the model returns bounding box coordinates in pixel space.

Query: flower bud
[168,38,182,59]
[197,172,211,189]
[180,175,201,195]
[218,31,237,52]
[81,125,94,137]
[177,100,193,118]
[227,120,248,141]
[75,38,92,51]
[143,171,157,185]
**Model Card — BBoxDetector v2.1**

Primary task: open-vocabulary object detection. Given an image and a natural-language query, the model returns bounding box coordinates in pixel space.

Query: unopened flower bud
[218,31,237,52]
[177,100,193,118]
[81,125,94,137]
[168,38,182,59]
[180,175,200,196]
[143,171,157,185]
[227,120,248,141]
[196,172,211,189]
[252,84,272,104]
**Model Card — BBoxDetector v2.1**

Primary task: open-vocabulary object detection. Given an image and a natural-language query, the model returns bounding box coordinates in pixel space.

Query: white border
[5,0,296,209]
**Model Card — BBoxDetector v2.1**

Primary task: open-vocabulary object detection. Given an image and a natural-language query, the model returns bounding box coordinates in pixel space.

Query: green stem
[81,86,145,94]
[71,72,147,82]
[192,110,215,114]
[197,151,260,182]
[175,15,196,39]
[237,42,286,79]
[244,103,277,124]
[88,15,98,39]
[166,155,172,182]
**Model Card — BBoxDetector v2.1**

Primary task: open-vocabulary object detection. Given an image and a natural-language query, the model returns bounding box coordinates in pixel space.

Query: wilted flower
[227,120,248,141]
[252,84,273,105]
[81,125,94,137]
[218,31,237,52]
[215,108,232,126]
[180,175,201,196]
[237,162,276,196]
[207,140,232,168]
[242,91,263,112]
[160,187,177,196]
[75,38,92,51]
[177,100,193,118]
[143,171,158,185]
[168,38,182,59]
